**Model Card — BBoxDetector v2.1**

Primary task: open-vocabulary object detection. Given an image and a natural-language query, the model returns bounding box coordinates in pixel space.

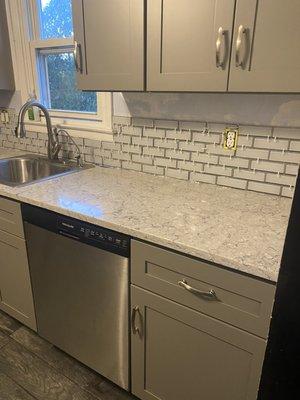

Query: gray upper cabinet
[229,0,300,92]
[131,285,267,400]
[0,1,15,90]
[72,0,144,91]
[72,0,300,93]
[147,0,235,91]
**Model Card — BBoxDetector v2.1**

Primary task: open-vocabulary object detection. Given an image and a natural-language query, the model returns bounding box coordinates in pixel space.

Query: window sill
[25,120,114,142]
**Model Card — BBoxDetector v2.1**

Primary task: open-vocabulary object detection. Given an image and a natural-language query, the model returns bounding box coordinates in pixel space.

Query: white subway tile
[237,135,253,147]
[165,149,190,160]
[122,144,141,154]
[132,137,154,146]
[132,154,153,165]
[154,119,178,129]
[166,168,189,180]
[206,144,235,156]
[248,181,281,195]
[102,141,121,151]
[113,116,132,125]
[111,151,131,161]
[239,125,272,137]
[166,129,191,141]
[217,176,247,190]
[178,141,206,152]
[285,164,299,175]
[132,117,154,127]
[190,172,216,184]
[143,164,164,175]
[204,164,232,176]
[273,127,300,139]
[289,140,300,151]
[143,146,165,157]
[144,128,166,139]
[254,137,289,150]
[154,139,178,149]
[269,150,300,164]
[281,186,295,198]
[234,169,265,182]
[193,132,221,144]
[122,161,142,171]
[265,173,296,186]
[94,148,111,158]
[121,125,142,136]
[236,148,269,159]
[154,157,177,168]
[219,156,249,168]
[178,160,204,172]
[250,160,284,173]
[191,153,218,164]
[114,135,131,144]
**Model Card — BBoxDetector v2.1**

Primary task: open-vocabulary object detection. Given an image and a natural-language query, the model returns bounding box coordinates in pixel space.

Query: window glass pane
[38,0,73,39]
[43,52,97,113]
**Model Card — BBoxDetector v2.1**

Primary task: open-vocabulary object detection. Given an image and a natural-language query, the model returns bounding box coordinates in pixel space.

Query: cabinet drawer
[0,197,24,238]
[0,229,36,330]
[131,240,276,338]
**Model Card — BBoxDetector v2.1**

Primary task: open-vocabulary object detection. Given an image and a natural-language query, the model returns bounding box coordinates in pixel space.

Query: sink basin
[0,154,92,187]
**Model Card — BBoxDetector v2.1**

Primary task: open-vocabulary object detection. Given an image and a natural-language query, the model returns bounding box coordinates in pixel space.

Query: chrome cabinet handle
[216,27,226,68]
[235,25,247,68]
[178,279,217,300]
[131,306,140,334]
[74,40,83,73]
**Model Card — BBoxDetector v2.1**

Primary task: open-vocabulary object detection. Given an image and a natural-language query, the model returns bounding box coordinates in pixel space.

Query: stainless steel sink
[0,154,92,187]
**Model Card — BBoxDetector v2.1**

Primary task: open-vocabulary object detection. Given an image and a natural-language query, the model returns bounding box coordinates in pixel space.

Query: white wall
[113,92,300,127]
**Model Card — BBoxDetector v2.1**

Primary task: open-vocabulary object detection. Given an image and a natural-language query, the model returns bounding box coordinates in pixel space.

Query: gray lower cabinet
[147,0,235,91]
[72,0,144,91]
[229,0,300,92]
[0,198,36,330]
[131,285,267,400]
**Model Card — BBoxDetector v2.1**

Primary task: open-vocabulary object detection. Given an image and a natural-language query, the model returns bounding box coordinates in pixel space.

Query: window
[7,0,112,137]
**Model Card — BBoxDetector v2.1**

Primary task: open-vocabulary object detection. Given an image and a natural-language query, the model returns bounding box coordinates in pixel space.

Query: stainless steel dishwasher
[22,204,130,390]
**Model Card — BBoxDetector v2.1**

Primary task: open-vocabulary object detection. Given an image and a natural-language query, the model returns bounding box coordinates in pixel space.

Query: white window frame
[5,0,113,141]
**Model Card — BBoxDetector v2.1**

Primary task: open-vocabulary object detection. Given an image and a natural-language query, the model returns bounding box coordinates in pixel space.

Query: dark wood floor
[0,310,137,400]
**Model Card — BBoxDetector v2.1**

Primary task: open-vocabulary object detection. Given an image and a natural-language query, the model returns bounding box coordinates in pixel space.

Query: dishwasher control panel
[22,203,130,257]
[57,218,130,253]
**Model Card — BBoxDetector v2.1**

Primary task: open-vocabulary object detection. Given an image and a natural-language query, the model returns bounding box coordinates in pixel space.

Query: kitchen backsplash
[1,109,299,198]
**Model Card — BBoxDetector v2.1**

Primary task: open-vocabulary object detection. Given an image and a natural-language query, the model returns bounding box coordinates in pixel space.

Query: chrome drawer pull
[235,25,247,68]
[216,27,226,68]
[74,40,83,73]
[131,306,140,334]
[178,279,217,300]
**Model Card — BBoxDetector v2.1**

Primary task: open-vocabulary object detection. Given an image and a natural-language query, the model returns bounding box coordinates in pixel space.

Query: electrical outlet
[223,128,238,150]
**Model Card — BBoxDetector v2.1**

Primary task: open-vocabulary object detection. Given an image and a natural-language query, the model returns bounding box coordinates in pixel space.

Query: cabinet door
[131,285,266,400]
[0,1,15,90]
[147,0,235,91]
[0,230,36,330]
[72,0,144,91]
[229,0,300,92]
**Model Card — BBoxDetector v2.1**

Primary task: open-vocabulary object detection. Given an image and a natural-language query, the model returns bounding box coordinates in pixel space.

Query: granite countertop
[0,148,292,282]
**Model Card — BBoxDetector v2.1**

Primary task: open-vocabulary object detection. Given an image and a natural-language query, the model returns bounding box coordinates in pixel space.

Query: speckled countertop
[0,148,292,282]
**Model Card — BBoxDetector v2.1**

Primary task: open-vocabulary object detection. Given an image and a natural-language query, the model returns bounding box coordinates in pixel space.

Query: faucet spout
[15,100,60,160]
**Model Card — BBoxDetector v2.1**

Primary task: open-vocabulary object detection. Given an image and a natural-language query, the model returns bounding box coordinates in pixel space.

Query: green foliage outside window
[39,0,97,113]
